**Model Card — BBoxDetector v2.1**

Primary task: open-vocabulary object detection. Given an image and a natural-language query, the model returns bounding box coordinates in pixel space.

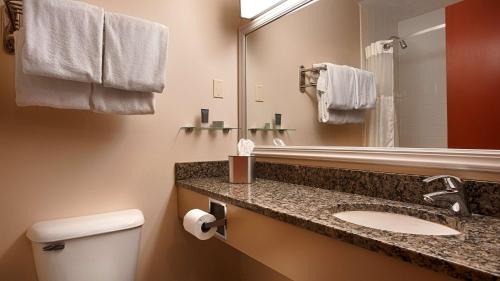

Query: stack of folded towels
[314,63,376,124]
[15,0,169,115]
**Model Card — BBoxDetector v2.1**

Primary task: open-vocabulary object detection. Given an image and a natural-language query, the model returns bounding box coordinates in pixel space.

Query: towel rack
[299,65,326,93]
[2,0,23,54]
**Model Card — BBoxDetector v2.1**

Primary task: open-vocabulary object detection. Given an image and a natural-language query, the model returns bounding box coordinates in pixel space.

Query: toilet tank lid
[27,209,145,243]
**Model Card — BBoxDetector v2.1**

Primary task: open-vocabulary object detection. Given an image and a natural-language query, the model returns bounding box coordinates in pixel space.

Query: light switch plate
[255,84,264,102]
[213,79,223,98]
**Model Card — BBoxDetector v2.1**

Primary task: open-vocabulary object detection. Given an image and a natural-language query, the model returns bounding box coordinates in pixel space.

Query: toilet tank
[27,209,144,281]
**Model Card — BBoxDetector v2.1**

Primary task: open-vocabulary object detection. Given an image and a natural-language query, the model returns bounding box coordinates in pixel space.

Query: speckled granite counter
[176,177,500,281]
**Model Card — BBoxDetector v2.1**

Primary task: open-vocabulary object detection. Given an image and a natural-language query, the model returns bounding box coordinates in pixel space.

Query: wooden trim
[253,146,500,173]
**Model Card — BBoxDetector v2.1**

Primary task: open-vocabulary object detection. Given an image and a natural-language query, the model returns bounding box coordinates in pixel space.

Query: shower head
[399,39,408,49]
[383,36,408,50]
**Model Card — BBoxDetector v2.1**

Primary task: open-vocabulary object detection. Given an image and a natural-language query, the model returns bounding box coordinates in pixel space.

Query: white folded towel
[315,63,357,110]
[15,30,91,110]
[324,110,365,125]
[315,63,376,110]
[103,12,169,93]
[316,90,364,125]
[91,85,155,115]
[356,69,376,109]
[22,0,104,83]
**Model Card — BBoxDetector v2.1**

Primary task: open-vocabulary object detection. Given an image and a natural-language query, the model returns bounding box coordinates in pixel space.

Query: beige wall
[0,0,248,280]
[246,0,363,146]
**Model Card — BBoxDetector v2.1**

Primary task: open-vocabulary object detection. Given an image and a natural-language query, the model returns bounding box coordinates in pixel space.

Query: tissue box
[229,156,255,184]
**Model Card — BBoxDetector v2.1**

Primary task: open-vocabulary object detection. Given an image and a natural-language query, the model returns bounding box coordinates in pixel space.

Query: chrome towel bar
[299,64,326,93]
[3,0,23,54]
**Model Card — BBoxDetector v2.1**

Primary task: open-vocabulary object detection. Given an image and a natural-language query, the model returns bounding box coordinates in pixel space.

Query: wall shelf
[181,126,240,133]
[248,128,296,133]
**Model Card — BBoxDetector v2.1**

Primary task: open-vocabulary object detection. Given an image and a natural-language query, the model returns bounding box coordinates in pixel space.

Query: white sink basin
[333,211,460,236]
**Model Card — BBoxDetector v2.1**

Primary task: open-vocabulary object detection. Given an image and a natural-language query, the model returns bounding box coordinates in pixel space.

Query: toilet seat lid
[27,209,144,243]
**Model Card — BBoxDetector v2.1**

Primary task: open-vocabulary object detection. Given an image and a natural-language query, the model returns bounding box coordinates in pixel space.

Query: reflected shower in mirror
[245,0,500,149]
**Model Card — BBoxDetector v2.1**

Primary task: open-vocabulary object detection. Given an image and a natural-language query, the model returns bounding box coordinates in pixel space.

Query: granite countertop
[177,177,500,281]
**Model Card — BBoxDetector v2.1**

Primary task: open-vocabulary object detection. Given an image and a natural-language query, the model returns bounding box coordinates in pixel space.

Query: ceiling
[357,0,463,21]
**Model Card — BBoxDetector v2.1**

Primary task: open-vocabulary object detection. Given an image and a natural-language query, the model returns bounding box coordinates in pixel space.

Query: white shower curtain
[364,40,398,147]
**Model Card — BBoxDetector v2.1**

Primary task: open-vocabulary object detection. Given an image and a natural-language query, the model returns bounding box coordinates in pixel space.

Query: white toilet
[26,209,144,281]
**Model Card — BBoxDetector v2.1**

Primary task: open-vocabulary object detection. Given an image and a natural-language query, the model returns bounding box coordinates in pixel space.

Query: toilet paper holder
[201,218,226,232]
[208,198,227,239]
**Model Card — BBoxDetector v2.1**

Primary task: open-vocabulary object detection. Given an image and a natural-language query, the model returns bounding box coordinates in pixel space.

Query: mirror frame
[238,0,500,173]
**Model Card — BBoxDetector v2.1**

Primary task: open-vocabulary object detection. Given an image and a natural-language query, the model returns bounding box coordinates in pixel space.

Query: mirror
[244,0,500,150]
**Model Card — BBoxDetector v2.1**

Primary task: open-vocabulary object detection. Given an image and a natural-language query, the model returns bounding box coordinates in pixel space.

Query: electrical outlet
[213,79,223,98]
[255,84,264,102]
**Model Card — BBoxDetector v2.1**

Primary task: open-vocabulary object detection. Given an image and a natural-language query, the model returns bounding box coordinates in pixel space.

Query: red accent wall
[446,0,500,149]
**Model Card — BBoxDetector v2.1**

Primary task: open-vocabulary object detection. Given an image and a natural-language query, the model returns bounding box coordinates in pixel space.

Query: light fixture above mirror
[240,0,287,19]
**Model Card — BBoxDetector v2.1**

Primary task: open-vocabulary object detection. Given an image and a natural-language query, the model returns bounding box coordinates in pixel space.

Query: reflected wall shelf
[249,128,296,134]
[181,126,240,133]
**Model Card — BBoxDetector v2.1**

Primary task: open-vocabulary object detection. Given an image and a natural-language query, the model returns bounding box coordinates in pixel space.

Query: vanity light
[240,0,286,19]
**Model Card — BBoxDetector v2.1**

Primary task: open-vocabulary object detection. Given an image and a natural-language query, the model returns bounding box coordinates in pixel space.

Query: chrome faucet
[423,175,471,216]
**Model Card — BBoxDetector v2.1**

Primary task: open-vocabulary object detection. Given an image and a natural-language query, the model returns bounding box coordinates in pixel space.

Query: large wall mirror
[239,0,500,171]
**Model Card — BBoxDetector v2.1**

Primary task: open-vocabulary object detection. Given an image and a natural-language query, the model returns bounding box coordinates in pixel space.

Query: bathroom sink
[333,211,460,236]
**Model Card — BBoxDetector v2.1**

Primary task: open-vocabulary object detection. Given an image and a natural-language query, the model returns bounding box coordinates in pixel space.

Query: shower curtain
[364,40,398,147]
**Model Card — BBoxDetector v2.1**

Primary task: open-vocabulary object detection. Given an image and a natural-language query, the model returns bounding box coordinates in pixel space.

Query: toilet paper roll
[183,209,217,240]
